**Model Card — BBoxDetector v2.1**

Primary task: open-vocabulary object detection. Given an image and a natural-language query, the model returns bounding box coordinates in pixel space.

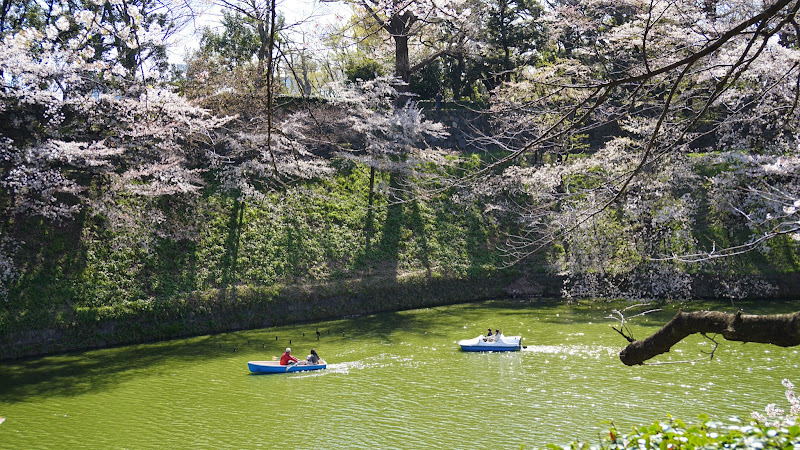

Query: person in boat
[280,347,299,365]
[484,328,493,342]
[306,348,320,365]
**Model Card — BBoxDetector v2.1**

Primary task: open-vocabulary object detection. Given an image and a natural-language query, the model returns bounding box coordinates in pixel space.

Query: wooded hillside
[2,0,799,357]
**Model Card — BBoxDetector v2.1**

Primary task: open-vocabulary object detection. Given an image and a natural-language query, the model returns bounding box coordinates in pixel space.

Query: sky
[166,0,351,64]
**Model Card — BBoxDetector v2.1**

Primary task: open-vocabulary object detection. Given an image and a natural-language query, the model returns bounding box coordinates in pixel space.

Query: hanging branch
[699,333,720,362]
[619,310,800,366]
[468,0,800,265]
[636,332,720,366]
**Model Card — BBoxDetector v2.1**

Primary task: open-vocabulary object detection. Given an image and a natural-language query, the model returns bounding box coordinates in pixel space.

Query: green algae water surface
[1,299,798,448]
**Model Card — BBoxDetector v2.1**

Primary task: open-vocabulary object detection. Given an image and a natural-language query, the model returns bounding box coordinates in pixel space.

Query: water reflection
[1,298,798,448]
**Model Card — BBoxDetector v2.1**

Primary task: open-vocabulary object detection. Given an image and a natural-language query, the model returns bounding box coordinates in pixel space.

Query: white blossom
[752,379,798,428]
[45,25,59,41]
[111,63,127,77]
[55,16,71,32]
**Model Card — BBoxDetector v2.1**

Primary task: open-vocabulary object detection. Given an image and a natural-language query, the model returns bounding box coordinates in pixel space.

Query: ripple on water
[2,299,799,448]
[523,344,618,359]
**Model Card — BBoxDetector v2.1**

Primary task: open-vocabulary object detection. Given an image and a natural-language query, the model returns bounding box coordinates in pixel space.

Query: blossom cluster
[472,0,800,294]
[0,237,20,302]
[284,78,448,188]
[751,379,799,428]
[0,2,235,231]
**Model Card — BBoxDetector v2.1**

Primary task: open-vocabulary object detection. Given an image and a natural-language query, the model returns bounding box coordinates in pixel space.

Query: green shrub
[552,379,799,449]
[345,58,385,83]
[551,415,799,449]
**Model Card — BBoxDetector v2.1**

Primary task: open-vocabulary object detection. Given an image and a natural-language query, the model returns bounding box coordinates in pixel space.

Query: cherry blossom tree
[283,77,447,218]
[0,0,335,301]
[471,0,800,362]
[478,0,799,268]
[0,2,215,217]
[334,0,483,103]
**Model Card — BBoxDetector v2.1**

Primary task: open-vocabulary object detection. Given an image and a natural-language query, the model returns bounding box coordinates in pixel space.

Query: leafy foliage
[1,156,508,332]
[551,416,800,449]
[345,58,385,83]
[552,379,799,449]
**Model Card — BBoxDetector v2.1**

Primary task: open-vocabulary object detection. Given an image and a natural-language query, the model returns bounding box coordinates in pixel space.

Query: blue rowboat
[248,360,327,373]
[458,333,522,352]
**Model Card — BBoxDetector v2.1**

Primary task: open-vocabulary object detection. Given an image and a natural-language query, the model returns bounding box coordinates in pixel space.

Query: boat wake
[294,353,418,377]
[323,360,367,374]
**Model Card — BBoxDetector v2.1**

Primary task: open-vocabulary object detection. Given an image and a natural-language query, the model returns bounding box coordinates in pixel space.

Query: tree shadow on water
[0,310,454,404]
[0,334,245,404]
[323,311,442,343]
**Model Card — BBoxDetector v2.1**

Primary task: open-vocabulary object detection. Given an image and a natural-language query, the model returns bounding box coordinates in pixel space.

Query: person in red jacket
[280,348,299,365]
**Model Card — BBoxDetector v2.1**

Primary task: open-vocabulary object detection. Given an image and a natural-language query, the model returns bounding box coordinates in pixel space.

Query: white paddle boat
[458,332,522,352]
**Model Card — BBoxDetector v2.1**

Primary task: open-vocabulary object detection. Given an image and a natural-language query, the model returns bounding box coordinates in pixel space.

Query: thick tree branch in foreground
[619,310,800,366]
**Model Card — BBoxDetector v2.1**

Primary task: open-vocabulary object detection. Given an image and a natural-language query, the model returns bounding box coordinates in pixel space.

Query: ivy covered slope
[536,149,800,301]
[3,137,800,357]
[2,0,800,357]
[0,155,519,355]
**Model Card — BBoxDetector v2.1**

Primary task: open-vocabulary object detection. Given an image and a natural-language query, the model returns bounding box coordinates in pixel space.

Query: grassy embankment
[0,158,522,358]
[2,137,799,358]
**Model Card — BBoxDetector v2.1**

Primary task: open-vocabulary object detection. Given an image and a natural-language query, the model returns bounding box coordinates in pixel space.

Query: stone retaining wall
[2,272,797,361]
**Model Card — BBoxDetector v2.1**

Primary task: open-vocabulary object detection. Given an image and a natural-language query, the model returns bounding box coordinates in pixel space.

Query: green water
[1,299,798,448]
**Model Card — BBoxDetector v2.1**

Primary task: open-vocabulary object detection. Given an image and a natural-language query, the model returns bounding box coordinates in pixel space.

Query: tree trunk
[265,0,279,173]
[367,166,376,210]
[393,34,411,106]
[450,55,465,100]
[619,310,800,366]
[385,8,415,107]
[301,52,312,96]
[503,45,511,82]
[394,34,410,83]
[256,22,270,89]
